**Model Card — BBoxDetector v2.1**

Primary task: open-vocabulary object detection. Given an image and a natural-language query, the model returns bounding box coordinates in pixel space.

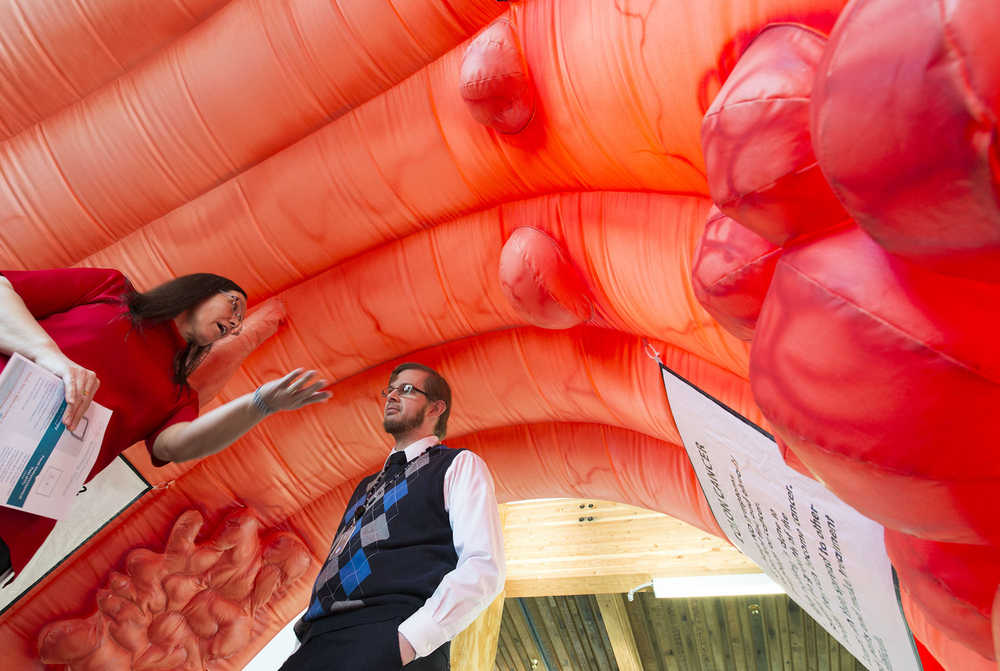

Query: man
[282,363,505,670]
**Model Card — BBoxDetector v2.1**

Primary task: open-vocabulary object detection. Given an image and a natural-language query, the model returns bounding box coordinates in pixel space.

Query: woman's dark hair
[125,273,246,386]
[390,362,451,440]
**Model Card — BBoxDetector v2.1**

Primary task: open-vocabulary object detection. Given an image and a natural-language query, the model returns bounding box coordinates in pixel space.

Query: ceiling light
[651,573,785,599]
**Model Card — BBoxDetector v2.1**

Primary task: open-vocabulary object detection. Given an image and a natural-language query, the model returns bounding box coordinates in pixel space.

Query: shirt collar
[384,435,439,469]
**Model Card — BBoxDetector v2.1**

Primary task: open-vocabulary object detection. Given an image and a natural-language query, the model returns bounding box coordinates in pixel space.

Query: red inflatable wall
[0,0,996,669]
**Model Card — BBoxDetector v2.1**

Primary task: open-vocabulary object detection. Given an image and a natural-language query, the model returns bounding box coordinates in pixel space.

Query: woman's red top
[0,268,198,572]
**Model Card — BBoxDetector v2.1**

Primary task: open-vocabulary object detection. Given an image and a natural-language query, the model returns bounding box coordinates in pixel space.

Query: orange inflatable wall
[0,0,997,669]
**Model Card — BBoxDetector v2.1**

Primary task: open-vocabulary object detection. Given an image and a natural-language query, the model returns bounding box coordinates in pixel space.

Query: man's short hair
[390,362,451,440]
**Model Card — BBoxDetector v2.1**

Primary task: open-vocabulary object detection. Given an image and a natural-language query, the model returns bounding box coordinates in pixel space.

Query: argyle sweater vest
[301,445,464,635]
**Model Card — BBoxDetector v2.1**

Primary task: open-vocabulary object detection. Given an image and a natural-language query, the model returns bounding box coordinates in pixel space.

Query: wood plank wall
[494,593,867,671]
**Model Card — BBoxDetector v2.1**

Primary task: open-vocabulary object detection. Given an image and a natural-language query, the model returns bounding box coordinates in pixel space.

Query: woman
[0,267,329,581]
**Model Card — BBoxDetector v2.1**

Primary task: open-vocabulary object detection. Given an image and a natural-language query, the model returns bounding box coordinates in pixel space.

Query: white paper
[0,353,110,520]
[660,365,922,671]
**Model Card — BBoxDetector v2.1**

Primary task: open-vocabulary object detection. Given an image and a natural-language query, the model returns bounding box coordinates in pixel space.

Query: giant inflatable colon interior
[1,0,998,668]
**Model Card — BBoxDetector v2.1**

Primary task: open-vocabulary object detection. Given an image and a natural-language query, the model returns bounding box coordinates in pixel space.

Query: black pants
[278,617,450,671]
[0,537,11,575]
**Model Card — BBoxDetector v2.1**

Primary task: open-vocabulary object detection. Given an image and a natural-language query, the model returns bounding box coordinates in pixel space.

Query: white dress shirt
[388,435,506,659]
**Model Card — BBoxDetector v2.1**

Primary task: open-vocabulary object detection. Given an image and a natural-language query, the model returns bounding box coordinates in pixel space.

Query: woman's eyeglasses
[221,291,245,335]
[380,383,428,398]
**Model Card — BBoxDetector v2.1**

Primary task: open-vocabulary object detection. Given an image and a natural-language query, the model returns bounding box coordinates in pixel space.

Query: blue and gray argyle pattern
[306,450,435,618]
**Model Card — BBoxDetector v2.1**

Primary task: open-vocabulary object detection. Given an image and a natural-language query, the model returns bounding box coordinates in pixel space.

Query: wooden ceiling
[502,498,760,598]
[450,499,868,671]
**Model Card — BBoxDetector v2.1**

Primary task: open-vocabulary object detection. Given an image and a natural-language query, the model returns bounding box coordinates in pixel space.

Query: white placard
[0,353,110,519]
[660,364,921,671]
[0,455,150,611]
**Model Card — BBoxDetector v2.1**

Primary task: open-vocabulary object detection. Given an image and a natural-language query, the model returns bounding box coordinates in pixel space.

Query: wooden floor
[494,593,867,671]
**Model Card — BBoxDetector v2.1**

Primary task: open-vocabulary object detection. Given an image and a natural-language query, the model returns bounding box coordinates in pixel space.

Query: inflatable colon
[37,511,310,670]
[694,0,999,665]
[0,0,996,669]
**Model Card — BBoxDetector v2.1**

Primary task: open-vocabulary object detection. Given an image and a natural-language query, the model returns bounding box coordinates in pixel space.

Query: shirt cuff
[398,607,450,659]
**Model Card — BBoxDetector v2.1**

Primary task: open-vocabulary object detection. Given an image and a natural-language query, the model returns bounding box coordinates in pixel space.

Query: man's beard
[383,405,426,437]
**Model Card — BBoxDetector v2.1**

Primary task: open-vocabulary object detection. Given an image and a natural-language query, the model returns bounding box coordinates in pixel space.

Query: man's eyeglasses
[381,383,429,398]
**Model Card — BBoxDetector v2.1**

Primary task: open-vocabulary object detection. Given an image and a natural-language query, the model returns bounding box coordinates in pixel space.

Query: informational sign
[660,364,922,671]
[0,353,110,519]
[0,455,150,612]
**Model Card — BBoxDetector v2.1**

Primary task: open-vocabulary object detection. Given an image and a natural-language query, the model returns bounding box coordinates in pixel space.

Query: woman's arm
[151,368,330,463]
[0,276,100,429]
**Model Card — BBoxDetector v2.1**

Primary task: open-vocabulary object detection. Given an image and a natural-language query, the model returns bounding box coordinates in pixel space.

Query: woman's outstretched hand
[152,369,331,464]
[257,369,331,413]
[33,348,100,431]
